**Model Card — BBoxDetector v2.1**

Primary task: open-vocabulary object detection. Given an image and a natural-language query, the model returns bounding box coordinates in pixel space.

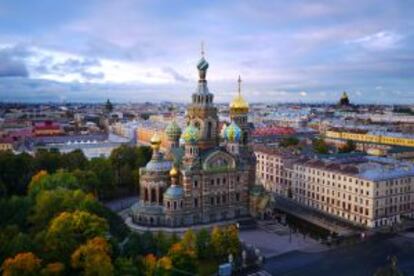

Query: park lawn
[198,259,219,276]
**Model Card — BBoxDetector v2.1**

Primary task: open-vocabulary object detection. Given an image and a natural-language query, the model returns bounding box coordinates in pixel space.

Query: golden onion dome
[230,75,249,111]
[150,133,161,149]
[230,94,249,110]
[169,166,179,177]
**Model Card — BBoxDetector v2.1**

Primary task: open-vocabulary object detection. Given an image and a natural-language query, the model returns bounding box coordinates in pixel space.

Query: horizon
[0,1,413,104]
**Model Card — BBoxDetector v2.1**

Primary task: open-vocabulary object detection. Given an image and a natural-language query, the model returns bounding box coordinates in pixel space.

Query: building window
[194,180,198,188]
[236,193,240,201]
[194,198,198,207]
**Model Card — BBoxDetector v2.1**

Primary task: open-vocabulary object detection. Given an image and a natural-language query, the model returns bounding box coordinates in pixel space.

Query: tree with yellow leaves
[224,225,240,258]
[71,237,113,276]
[142,254,157,276]
[41,262,65,276]
[168,242,197,275]
[28,170,48,194]
[1,252,41,276]
[180,229,196,252]
[45,210,108,261]
[210,226,225,258]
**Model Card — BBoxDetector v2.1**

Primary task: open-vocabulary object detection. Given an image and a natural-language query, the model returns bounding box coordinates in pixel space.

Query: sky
[0,0,413,104]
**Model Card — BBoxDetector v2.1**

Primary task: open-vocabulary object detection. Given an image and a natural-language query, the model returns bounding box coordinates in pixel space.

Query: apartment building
[254,146,300,197]
[292,157,414,228]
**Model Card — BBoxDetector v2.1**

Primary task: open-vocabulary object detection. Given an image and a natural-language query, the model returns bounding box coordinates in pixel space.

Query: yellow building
[0,138,13,151]
[325,130,414,148]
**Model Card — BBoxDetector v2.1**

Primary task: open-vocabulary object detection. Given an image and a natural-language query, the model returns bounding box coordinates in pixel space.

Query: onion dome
[165,120,182,141]
[197,57,209,71]
[181,125,200,144]
[164,185,184,199]
[150,133,161,150]
[145,160,172,172]
[169,166,179,178]
[230,76,249,113]
[224,121,242,142]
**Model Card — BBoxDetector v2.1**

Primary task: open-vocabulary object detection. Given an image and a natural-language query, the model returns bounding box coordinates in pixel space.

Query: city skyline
[0,0,413,103]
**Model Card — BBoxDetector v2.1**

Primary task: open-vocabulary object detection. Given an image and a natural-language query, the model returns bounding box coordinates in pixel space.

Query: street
[263,233,414,275]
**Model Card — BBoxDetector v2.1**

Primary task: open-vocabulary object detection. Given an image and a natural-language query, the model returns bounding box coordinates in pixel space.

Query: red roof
[252,127,295,137]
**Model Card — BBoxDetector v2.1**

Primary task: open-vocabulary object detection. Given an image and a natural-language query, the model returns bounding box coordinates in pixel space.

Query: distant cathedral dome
[165,120,182,141]
[181,125,200,144]
[339,91,350,106]
[224,121,242,142]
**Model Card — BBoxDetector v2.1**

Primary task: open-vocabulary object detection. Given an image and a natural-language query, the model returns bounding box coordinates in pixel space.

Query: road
[263,233,414,275]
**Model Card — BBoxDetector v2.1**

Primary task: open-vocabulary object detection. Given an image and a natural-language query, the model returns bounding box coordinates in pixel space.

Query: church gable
[202,150,236,171]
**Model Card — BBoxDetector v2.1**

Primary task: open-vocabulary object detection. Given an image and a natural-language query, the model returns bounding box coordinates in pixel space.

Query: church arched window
[207,121,212,139]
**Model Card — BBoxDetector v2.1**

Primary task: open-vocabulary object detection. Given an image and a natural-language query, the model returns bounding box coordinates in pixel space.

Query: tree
[114,257,140,276]
[157,256,173,275]
[312,138,329,154]
[28,171,80,198]
[181,229,196,253]
[0,152,34,196]
[1,252,41,276]
[30,188,95,228]
[0,226,36,264]
[72,169,100,197]
[142,254,157,276]
[88,157,114,198]
[279,136,299,147]
[339,140,356,153]
[0,196,31,229]
[155,231,173,256]
[210,227,225,258]
[33,149,61,174]
[223,225,241,258]
[45,210,108,261]
[168,243,197,276]
[71,237,113,276]
[61,150,87,171]
[196,228,211,259]
[40,262,65,276]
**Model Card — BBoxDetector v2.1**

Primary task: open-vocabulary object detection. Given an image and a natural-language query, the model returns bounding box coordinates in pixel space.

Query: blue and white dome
[224,122,242,142]
[164,185,184,199]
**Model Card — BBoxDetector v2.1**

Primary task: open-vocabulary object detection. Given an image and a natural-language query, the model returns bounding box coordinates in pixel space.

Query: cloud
[348,31,403,50]
[162,67,189,82]
[0,44,31,77]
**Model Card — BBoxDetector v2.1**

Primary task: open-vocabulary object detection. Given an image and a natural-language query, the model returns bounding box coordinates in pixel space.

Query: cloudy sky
[0,0,413,103]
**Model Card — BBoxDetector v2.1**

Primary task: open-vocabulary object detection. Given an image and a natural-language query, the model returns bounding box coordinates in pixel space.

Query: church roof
[164,185,184,199]
[230,76,249,110]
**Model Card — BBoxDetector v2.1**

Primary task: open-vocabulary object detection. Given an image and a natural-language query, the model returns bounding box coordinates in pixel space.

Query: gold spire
[230,75,249,111]
[201,41,205,57]
[238,75,241,96]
